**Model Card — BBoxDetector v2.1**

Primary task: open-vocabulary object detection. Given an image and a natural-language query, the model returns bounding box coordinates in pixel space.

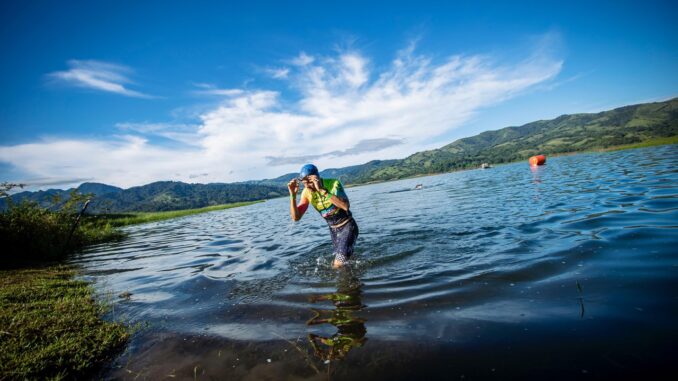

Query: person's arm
[310,176,350,212]
[288,179,309,221]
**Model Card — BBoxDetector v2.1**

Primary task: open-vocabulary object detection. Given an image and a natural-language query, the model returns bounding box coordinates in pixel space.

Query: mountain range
[1,181,285,213]
[2,98,676,213]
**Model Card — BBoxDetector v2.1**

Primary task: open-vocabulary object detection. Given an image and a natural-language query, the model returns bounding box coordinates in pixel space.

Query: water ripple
[73,145,678,343]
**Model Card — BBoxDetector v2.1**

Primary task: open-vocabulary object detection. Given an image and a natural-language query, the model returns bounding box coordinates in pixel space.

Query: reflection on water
[71,145,678,380]
[307,268,367,362]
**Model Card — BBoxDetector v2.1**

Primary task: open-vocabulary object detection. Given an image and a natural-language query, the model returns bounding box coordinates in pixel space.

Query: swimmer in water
[288,164,359,268]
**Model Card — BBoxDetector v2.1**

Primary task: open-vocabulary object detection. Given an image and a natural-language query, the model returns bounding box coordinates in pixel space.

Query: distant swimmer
[415,184,423,190]
[288,164,359,269]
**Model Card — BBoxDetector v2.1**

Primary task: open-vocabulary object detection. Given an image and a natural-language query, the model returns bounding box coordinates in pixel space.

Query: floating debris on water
[118,291,132,299]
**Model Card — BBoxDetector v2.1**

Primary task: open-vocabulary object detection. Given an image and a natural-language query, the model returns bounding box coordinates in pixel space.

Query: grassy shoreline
[586,135,678,152]
[0,266,129,380]
[86,200,264,227]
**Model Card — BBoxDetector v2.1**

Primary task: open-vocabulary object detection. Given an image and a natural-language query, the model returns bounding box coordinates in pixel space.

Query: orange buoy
[529,155,546,166]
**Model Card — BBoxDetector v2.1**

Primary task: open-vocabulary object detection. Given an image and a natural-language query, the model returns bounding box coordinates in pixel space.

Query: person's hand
[309,175,326,194]
[288,179,299,196]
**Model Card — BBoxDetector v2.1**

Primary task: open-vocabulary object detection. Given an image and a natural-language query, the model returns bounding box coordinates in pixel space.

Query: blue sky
[0,0,676,189]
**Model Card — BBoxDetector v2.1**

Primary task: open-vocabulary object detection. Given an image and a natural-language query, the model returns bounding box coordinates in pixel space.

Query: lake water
[71,145,678,380]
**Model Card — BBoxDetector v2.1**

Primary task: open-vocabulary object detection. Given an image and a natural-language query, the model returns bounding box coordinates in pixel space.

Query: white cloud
[289,52,315,66]
[5,177,94,192]
[2,38,562,189]
[0,136,208,189]
[115,122,203,146]
[265,67,290,79]
[339,53,369,87]
[191,83,245,97]
[47,60,153,98]
[266,138,404,165]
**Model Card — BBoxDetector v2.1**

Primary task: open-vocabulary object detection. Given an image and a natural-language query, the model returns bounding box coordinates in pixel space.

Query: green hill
[344,98,678,183]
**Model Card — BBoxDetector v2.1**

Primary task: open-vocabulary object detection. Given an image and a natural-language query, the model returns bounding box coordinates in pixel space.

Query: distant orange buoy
[529,155,546,166]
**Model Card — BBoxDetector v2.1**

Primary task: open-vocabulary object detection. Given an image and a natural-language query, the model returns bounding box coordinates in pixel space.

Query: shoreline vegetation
[0,197,263,267]
[0,266,129,380]
[85,200,263,228]
[590,135,678,151]
[0,198,261,380]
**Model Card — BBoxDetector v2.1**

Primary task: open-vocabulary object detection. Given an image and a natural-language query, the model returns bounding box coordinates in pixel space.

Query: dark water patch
[104,327,673,381]
[384,187,418,194]
[84,267,144,276]
[196,253,222,258]
[207,238,244,246]
[360,246,425,267]
[262,243,282,251]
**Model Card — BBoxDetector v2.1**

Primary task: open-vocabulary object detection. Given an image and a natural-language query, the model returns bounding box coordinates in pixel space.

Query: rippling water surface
[73,146,678,380]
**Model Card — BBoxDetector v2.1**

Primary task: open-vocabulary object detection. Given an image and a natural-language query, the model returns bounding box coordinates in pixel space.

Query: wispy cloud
[3,36,563,188]
[47,60,153,98]
[115,122,202,146]
[188,172,209,179]
[266,138,404,165]
[7,177,94,192]
[0,136,200,188]
[191,82,245,96]
[265,67,290,79]
[289,52,315,66]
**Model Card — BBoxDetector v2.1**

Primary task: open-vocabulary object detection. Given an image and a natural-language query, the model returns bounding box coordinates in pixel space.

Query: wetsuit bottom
[329,218,359,264]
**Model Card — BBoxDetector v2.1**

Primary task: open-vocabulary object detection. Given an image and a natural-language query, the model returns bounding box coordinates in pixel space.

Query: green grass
[600,135,678,151]
[86,200,263,227]
[0,266,129,380]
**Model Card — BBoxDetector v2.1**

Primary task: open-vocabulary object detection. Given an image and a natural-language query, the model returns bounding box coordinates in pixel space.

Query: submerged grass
[0,266,129,380]
[85,200,263,227]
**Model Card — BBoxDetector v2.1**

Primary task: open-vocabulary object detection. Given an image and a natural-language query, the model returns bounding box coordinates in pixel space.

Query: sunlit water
[71,146,678,380]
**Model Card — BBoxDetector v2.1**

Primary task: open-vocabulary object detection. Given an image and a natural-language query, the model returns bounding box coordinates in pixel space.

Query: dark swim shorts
[329,218,359,264]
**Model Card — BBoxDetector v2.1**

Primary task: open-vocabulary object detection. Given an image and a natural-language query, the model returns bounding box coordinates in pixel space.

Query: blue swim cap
[298,164,319,180]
